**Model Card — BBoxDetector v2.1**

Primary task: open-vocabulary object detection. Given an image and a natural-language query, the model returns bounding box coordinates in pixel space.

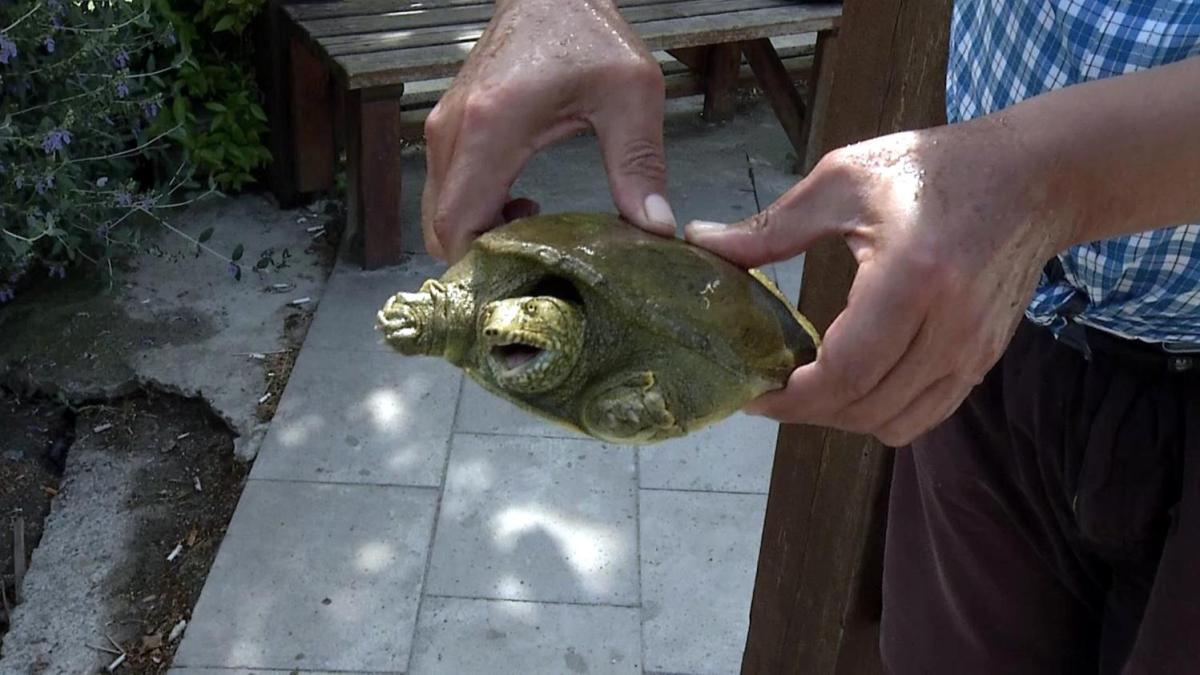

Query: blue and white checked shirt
[948,0,1200,345]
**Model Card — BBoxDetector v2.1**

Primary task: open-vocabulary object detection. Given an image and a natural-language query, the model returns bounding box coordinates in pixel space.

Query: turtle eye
[523,302,538,316]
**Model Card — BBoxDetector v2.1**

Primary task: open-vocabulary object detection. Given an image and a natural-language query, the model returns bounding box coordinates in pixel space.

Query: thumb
[684,178,835,268]
[592,92,675,237]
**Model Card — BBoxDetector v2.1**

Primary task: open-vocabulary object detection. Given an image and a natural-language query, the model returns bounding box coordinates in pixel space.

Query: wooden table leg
[289,36,335,194]
[742,38,808,156]
[801,29,838,172]
[346,85,405,270]
[740,2,953,674]
[703,42,743,122]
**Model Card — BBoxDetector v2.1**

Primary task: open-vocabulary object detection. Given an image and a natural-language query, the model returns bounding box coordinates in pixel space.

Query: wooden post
[254,0,302,208]
[742,38,808,156]
[703,43,743,123]
[740,1,952,674]
[345,86,406,270]
[289,36,336,194]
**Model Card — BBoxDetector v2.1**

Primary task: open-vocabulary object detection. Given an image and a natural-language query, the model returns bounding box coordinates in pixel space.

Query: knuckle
[461,91,505,128]
[617,138,666,182]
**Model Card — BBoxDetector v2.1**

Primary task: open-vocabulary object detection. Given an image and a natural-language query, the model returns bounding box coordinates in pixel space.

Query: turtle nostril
[484,328,497,337]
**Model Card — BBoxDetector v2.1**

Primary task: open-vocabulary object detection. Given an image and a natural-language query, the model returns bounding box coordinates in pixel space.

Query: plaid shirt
[947,0,1200,345]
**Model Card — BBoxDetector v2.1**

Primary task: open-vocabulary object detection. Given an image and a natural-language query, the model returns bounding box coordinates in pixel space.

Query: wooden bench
[262,0,843,268]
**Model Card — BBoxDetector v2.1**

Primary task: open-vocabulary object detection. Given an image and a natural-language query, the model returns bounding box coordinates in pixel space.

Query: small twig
[235,349,292,357]
[106,653,126,672]
[166,544,183,562]
[85,642,123,656]
[13,517,26,605]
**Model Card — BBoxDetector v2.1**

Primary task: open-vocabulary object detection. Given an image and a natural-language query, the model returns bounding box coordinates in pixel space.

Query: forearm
[997,54,1200,246]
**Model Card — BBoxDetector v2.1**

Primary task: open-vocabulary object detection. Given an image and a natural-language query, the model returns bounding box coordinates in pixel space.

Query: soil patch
[0,395,66,629]
[0,388,245,672]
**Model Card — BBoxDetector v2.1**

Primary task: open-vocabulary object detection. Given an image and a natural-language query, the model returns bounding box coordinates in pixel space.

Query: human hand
[685,119,1070,446]
[422,0,676,261]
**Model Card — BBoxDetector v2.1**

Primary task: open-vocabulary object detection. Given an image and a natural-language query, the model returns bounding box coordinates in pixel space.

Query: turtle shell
[467,213,818,391]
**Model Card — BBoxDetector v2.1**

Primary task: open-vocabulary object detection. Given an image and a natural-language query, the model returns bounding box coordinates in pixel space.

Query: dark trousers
[881,321,1200,674]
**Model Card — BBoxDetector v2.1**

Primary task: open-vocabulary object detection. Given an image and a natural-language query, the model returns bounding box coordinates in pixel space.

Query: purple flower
[227,262,240,279]
[96,225,110,238]
[41,129,71,154]
[43,37,55,54]
[142,101,160,120]
[47,0,64,14]
[51,15,63,29]
[14,175,24,189]
[115,191,133,207]
[115,80,129,98]
[0,286,14,303]
[48,264,66,280]
[0,34,16,65]
[114,49,129,68]
[165,28,177,46]
[35,176,54,195]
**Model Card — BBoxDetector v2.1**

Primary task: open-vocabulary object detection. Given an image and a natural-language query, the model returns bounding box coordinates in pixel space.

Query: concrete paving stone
[774,253,806,309]
[640,490,767,675]
[250,343,460,487]
[427,433,639,605]
[409,596,641,675]
[638,412,777,494]
[454,378,589,439]
[171,670,377,674]
[173,481,437,672]
[306,255,448,354]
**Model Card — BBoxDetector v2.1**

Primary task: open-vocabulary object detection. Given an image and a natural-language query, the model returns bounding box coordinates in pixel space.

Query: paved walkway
[171,100,803,675]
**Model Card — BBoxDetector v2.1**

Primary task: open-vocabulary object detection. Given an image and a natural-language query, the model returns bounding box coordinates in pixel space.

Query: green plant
[0,0,208,300]
[151,0,271,190]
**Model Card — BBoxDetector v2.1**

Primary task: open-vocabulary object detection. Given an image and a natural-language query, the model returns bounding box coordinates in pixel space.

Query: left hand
[686,118,1071,447]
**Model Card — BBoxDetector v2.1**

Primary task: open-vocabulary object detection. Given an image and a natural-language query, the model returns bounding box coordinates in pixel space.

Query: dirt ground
[1,389,248,671]
[0,194,341,672]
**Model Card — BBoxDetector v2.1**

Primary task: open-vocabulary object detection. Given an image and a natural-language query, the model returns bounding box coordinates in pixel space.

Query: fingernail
[643,194,677,229]
[684,220,728,237]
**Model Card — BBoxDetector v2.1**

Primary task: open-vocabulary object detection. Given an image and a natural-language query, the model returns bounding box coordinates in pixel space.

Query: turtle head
[377,280,475,364]
[480,296,585,394]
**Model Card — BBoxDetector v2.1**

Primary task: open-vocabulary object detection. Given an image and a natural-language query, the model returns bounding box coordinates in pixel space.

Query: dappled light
[491,504,624,594]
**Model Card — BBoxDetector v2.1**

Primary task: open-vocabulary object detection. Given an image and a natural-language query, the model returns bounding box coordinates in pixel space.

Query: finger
[683,175,848,268]
[872,374,975,447]
[592,82,673,236]
[433,123,532,262]
[421,92,466,259]
[502,197,541,222]
[829,316,961,433]
[747,256,931,423]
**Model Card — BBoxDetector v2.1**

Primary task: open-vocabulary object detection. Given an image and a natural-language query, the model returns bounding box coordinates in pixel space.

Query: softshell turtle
[376,213,820,444]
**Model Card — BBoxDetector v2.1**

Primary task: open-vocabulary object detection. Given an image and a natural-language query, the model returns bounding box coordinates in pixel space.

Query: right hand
[421,0,677,261]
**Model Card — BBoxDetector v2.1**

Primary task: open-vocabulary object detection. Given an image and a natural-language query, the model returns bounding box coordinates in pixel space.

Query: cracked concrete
[0,193,338,672]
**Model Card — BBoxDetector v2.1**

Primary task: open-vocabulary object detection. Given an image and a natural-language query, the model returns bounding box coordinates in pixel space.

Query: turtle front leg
[582,371,682,444]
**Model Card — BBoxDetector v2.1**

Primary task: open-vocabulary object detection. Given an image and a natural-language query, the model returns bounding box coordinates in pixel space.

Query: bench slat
[289,0,684,23]
[318,0,809,56]
[298,0,801,38]
[333,4,839,88]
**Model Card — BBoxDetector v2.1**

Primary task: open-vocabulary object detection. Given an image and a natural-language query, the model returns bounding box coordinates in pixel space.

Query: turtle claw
[377,291,434,354]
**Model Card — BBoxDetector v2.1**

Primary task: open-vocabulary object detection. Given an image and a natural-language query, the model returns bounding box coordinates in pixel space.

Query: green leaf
[213,14,236,32]
[198,227,214,243]
[231,243,244,261]
[172,97,187,124]
[255,258,270,270]
[249,103,267,122]
[205,101,227,113]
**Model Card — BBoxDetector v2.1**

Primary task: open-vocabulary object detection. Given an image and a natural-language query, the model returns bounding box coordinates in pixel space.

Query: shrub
[0,0,199,299]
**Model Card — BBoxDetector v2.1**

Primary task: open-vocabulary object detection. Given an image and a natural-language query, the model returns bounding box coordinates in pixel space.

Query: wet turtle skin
[377,213,820,444]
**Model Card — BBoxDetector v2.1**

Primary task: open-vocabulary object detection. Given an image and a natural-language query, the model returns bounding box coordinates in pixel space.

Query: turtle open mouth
[488,333,555,374]
[479,295,586,394]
